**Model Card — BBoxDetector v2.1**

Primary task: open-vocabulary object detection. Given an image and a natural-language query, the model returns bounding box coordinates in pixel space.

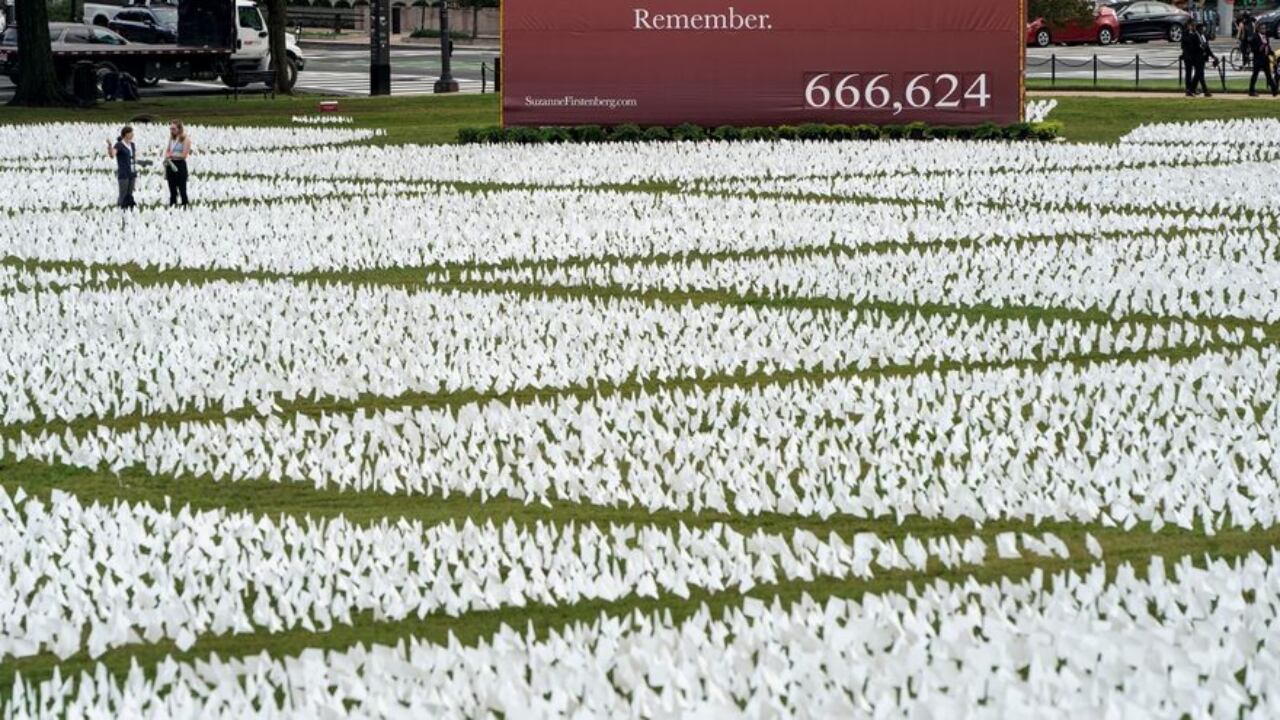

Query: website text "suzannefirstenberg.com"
[633,6,774,30]
[524,96,640,109]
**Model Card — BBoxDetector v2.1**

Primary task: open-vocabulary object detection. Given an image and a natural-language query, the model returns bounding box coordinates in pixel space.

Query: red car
[1027,7,1121,46]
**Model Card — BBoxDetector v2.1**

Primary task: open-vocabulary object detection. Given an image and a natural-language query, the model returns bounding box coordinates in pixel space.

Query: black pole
[433,1,458,93]
[370,0,390,95]
[1134,54,1140,88]
[1093,54,1098,86]
[493,55,501,93]
[1051,53,1056,85]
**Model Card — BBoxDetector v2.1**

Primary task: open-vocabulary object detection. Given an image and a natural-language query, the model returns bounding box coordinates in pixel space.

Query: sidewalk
[1030,89,1276,99]
[297,34,500,52]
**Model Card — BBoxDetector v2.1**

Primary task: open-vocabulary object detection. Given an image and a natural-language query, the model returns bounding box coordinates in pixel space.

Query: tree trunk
[9,0,72,106]
[266,0,292,94]
[472,4,478,40]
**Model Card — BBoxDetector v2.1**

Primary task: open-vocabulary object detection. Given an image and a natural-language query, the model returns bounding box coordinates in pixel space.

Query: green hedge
[457,121,1062,145]
[409,28,478,39]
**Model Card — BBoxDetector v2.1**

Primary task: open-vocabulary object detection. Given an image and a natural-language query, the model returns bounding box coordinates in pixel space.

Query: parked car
[1256,8,1280,39]
[2,22,129,85]
[1107,1,1193,42]
[1027,6,1122,46]
[107,5,178,44]
[84,0,167,28]
[2,22,128,53]
[87,1,304,70]
[41,22,130,46]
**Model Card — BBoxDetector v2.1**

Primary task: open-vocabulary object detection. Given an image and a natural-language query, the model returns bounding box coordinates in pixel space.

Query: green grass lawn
[3,83,1280,705]
[3,90,1280,144]
[1045,94,1280,142]
[0,92,499,145]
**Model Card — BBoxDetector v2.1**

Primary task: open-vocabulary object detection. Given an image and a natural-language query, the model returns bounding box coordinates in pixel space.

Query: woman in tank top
[163,120,192,207]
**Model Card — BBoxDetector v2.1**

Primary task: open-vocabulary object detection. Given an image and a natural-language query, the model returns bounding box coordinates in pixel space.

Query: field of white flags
[1,115,1280,718]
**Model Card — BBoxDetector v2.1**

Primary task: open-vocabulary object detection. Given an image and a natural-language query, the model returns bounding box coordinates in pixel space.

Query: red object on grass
[319,101,340,113]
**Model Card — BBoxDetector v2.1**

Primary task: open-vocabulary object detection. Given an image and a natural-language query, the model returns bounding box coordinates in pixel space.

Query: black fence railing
[480,57,501,94]
[1027,54,1229,90]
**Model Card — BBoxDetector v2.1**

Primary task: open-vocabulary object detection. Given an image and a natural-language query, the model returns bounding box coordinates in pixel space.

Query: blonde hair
[169,120,186,142]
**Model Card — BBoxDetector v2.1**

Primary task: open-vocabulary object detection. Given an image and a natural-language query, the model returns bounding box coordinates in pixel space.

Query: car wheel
[92,15,109,26]
[267,57,299,91]
[1036,29,1051,47]
[138,76,160,87]
[1098,27,1114,45]
[1168,24,1183,42]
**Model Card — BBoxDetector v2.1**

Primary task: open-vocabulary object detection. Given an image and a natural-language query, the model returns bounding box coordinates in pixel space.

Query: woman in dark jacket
[106,125,138,209]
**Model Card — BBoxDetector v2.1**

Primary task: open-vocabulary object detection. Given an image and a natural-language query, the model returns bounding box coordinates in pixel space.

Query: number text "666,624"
[804,73,992,114]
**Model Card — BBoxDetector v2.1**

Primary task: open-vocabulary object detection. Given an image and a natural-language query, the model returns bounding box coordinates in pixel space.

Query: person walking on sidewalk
[1248,29,1278,96]
[163,120,192,206]
[1181,20,1216,96]
[1238,12,1257,67]
[106,125,138,209]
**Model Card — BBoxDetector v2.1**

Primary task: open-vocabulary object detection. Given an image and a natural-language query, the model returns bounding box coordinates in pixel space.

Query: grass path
[3,457,1279,693]
[3,93,1280,144]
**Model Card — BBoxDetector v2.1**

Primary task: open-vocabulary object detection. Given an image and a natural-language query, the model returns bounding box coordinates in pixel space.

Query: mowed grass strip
[3,458,1273,552]
[6,215,1224,288]
[0,328,1267,440]
[1,93,1279,145]
[0,507,1273,698]
[0,93,498,147]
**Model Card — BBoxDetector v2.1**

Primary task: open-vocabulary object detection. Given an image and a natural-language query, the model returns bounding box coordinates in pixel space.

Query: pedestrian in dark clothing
[1182,21,1217,96]
[1198,23,1219,73]
[1181,20,1202,95]
[1239,12,1257,66]
[107,126,138,209]
[163,120,192,206]
[1249,29,1277,96]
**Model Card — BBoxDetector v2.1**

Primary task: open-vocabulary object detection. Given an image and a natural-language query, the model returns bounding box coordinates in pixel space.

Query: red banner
[502,0,1024,127]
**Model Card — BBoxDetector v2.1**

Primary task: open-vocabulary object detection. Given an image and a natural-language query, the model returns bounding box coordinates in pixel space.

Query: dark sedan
[1108,1,1194,42]
[1257,8,1280,39]
[107,6,178,44]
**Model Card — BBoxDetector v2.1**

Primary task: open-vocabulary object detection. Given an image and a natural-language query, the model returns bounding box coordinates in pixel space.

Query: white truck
[1,0,304,90]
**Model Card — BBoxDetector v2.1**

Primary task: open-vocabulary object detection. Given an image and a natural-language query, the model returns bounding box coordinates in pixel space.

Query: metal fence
[1028,54,1229,90]
[480,58,500,94]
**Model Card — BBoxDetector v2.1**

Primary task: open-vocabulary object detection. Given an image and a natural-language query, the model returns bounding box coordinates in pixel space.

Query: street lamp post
[370,0,391,95]
[433,0,459,93]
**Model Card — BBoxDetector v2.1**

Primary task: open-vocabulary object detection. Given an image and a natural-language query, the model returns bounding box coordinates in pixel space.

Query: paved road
[1027,40,1245,81]
[0,40,1263,100]
[0,44,496,101]
[294,44,495,96]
